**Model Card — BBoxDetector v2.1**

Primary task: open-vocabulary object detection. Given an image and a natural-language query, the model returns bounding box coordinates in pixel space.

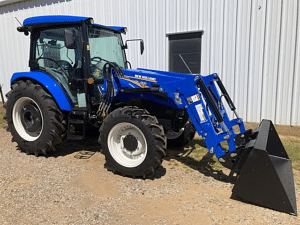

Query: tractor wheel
[167,121,196,147]
[4,80,67,156]
[99,106,166,178]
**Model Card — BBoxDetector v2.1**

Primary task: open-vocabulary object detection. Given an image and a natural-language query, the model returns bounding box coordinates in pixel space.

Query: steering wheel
[91,56,103,63]
[91,57,105,78]
[36,57,71,78]
[91,57,104,69]
[56,60,73,70]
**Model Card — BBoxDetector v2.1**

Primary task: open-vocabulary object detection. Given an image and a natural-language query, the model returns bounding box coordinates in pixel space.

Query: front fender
[11,72,73,111]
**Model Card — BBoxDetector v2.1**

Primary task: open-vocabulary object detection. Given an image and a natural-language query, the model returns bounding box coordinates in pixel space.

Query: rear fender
[11,72,73,111]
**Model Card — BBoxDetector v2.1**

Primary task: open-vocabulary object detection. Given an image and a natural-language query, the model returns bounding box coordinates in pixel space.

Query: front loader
[4,15,297,215]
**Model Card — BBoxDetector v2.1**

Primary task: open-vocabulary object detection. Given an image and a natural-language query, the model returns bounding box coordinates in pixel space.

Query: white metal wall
[0,0,299,125]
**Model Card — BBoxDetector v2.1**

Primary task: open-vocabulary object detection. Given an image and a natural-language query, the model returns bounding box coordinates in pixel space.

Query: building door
[167,31,204,74]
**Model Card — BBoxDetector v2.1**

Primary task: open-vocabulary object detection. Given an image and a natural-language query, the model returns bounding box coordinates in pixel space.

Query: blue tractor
[4,15,297,215]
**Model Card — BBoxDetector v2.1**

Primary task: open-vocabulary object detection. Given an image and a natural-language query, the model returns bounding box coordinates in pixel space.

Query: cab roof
[22,15,126,33]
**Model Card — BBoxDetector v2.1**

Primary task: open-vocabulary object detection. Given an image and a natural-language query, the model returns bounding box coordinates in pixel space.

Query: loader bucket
[232,120,297,215]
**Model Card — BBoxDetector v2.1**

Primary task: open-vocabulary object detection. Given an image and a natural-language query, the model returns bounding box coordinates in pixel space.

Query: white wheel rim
[107,122,147,168]
[12,97,43,141]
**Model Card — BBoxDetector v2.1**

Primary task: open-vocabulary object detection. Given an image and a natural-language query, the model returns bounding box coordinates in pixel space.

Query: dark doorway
[167,31,204,74]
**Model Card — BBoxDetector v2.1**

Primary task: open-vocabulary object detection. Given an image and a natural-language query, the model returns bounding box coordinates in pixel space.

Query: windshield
[88,27,126,69]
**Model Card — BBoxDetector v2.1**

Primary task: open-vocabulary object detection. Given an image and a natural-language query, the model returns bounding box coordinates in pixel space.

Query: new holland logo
[134,75,157,82]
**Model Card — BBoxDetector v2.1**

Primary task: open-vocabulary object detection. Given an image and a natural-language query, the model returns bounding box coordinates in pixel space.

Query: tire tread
[5,80,67,156]
[99,106,166,178]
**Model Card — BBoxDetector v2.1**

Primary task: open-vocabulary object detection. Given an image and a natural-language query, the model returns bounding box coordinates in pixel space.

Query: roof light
[88,18,94,25]
[122,27,127,34]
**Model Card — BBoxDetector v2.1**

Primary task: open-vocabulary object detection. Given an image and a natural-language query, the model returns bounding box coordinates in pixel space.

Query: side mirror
[140,40,144,55]
[64,29,76,49]
[123,39,145,55]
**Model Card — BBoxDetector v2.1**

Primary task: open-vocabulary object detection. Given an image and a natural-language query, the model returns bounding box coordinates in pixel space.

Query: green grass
[282,139,300,171]
[183,139,223,171]
[169,136,300,172]
[0,111,7,129]
[167,139,223,173]
[0,112,5,125]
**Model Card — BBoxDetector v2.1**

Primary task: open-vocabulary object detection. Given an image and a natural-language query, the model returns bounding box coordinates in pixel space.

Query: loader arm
[172,73,245,160]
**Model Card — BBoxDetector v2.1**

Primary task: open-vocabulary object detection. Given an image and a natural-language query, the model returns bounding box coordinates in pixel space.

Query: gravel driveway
[0,127,299,225]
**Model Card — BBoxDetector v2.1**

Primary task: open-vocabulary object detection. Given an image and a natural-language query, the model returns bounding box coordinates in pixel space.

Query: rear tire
[4,80,67,156]
[99,106,166,178]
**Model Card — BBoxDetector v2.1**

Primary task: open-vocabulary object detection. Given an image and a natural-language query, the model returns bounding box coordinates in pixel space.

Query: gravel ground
[0,126,299,224]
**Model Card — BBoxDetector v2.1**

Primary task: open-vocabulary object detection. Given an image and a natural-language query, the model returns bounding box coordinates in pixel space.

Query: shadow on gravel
[104,164,167,180]
[49,133,167,180]
[51,137,101,158]
[166,139,235,184]
[49,128,101,158]
[46,133,231,182]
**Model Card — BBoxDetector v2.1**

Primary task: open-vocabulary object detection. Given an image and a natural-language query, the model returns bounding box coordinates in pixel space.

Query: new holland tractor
[4,15,297,215]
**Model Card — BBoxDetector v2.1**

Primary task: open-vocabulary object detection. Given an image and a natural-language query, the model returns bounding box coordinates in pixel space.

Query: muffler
[231,120,297,215]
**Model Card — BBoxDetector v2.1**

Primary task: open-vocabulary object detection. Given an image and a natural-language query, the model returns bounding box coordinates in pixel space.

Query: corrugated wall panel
[222,0,237,96]
[177,0,188,32]
[246,0,267,122]
[187,0,199,31]
[260,0,282,123]
[210,0,224,76]
[292,1,300,126]
[222,0,238,119]
[0,0,299,126]
[145,0,157,70]
[234,0,252,121]
[198,0,211,75]
[156,0,167,71]
[275,0,298,125]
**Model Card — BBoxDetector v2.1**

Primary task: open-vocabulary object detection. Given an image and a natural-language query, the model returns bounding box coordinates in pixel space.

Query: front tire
[4,80,67,156]
[99,106,166,178]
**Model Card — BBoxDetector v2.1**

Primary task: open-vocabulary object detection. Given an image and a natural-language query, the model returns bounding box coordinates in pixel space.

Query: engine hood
[123,68,195,84]
[119,68,202,97]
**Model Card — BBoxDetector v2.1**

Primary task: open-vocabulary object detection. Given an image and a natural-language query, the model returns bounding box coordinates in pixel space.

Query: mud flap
[232,120,297,215]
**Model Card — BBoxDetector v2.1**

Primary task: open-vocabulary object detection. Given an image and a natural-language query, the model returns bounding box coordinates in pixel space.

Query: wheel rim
[12,97,43,141]
[107,122,147,168]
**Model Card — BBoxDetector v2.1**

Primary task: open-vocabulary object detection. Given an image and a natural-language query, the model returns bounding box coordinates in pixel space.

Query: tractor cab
[20,16,128,111]
[16,16,135,140]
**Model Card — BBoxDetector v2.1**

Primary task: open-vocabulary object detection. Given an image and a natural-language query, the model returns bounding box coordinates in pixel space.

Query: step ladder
[67,111,87,140]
